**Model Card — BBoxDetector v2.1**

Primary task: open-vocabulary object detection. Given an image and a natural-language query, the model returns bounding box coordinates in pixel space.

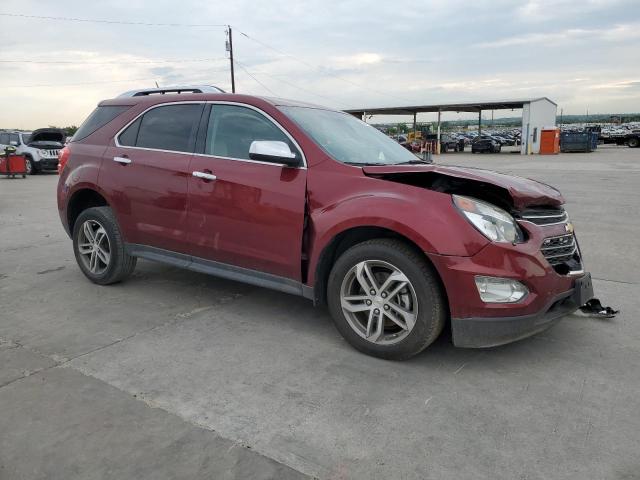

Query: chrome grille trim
[41,149,60,158]
[519,209,568,226]
[540,233,583,273]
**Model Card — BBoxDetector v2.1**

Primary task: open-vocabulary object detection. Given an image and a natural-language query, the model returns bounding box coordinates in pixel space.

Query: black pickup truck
[602,132,640,148]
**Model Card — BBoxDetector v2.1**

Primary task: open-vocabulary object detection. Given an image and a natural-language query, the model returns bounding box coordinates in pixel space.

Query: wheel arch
[310,225,449,311]
[66,188,110,234]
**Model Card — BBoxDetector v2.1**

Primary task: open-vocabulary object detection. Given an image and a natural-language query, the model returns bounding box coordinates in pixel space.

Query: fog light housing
[474,276,528,303]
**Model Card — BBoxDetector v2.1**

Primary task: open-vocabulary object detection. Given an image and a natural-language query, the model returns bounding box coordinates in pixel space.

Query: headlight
[453,195,523,243]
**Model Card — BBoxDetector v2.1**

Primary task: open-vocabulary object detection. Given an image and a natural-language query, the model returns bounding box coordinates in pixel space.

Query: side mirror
[249,140,300,167]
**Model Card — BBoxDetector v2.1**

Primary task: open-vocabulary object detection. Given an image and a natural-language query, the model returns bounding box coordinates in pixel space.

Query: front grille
[541,233,583,274]
[541,234,576,264]
[518,207,568,225]
[42,149,60,158]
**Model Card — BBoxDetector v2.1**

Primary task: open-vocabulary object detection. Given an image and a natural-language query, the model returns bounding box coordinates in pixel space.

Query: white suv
[0,129,65,174]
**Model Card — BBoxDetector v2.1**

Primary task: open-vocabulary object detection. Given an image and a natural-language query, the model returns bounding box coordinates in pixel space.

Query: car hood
[361,164,564,209]
[28,128,65,147]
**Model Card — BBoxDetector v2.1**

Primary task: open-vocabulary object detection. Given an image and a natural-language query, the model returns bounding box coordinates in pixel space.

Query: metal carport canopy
[344,97,557,116]
[345,97,558,155]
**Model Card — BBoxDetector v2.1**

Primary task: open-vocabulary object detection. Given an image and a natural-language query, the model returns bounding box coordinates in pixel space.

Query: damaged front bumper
[450,273,593,348]
[428,222,595,348]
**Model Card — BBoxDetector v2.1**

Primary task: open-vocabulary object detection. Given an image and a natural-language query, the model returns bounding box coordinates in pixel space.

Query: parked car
[492,135,515,146]
[57,87,593,360]
[472,138,501,153]
[439,134,463,153]
[0,128,65,174]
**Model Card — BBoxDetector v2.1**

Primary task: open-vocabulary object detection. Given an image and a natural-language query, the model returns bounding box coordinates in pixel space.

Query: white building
[521,97,558,154]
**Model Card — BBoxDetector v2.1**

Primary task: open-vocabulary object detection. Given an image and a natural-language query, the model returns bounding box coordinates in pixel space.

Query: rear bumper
[450,287,583,348]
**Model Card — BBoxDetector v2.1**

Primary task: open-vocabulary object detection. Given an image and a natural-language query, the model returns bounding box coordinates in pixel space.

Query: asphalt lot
[1,145,639,479]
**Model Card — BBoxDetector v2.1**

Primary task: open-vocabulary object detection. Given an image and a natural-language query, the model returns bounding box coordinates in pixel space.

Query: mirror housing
[249,141,300,167]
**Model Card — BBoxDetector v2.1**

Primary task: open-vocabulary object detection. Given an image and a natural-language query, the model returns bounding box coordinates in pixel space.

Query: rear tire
[72,206,136,285]
[327,239,446,360]
[628,137,639,148]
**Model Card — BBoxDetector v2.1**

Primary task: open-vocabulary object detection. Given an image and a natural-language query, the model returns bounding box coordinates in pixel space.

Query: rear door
[101,102,204,253]
[186,103,307,280]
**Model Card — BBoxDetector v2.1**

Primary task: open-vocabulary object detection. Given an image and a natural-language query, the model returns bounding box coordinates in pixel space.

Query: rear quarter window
[73,105,131,142]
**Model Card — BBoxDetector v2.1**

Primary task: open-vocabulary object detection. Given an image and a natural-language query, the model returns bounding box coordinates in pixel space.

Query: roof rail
[117,85,225,97]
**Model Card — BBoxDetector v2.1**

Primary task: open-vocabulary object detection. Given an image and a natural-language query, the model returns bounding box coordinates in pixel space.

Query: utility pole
[226,25,236,93]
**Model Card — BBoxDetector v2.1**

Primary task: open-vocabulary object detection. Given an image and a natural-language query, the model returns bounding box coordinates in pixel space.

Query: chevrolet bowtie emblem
[565,223,574,233]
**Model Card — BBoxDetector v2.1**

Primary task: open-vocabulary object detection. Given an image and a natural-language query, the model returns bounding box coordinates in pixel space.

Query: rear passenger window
[118,118,141,147]
[205,105,298,160]
[134,104,203,153]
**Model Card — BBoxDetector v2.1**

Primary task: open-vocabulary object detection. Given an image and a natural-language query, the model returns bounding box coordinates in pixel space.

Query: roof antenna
[155,81,159,88]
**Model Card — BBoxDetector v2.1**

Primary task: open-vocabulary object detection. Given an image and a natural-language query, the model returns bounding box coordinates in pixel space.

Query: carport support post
[478,110,482,136]
[436,110,441,155]
[412,112,417,142]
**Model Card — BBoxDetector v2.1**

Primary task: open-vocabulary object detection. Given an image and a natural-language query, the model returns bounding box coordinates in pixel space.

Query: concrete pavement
[1,145,639,479]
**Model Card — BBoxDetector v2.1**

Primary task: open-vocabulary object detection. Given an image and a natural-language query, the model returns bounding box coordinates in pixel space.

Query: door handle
[113,156,131,165]
[192,171,217,181]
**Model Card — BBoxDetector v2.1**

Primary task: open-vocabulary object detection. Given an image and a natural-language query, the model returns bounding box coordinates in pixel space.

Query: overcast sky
[1,0,639,129]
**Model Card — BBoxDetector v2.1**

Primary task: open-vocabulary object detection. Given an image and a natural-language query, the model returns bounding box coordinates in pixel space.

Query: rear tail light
[58,146,70,174]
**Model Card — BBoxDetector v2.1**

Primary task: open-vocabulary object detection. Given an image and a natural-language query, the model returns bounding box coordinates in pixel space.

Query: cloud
[331,53,383,67]
[516,0,627,22]
[1,0,640,128]
[589,80,640,90]
[476,23,640,48]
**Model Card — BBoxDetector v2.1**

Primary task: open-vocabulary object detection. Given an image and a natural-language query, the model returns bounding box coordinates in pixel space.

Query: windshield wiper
[395,159,431,165]
[342,161,384,166]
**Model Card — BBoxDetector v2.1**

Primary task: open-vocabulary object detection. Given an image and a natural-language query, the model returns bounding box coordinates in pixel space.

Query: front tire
[72,206,136,285]
[628,137,639,148]
[327,239,446,360]
[24,156,34,175]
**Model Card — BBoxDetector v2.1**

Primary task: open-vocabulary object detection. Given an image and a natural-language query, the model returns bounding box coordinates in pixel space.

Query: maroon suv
[57,86,594,359]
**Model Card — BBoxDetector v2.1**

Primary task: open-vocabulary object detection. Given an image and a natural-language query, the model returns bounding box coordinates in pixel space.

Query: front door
[187,103,307,281]
[101,102,204,253]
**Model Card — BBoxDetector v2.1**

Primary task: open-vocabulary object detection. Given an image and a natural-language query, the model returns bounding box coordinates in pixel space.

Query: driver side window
[205,105,299,161]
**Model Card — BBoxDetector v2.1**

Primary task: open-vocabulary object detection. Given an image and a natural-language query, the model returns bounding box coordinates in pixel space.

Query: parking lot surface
[1,145,639,479]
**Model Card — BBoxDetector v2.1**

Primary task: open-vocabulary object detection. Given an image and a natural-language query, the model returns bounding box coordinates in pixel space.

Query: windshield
[280,106,422,165]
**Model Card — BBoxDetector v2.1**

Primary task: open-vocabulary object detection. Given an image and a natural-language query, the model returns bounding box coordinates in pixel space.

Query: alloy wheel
[340,260,418,345]
[77,219,111,275]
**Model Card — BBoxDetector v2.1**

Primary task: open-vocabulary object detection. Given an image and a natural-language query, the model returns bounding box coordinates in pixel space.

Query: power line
[0,77,157,88]
[0,12,226,27]
[0,58,227,65]
[233,60,278,96]
[234,60,348,107]
[234,29,414,104]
